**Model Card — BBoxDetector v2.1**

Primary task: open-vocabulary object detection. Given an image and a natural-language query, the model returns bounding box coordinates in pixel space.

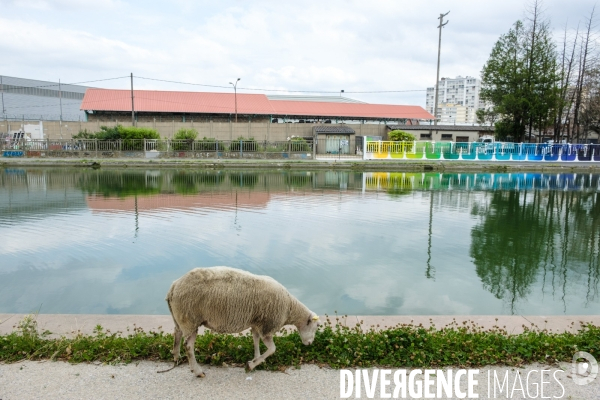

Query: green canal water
[0,168,599,316]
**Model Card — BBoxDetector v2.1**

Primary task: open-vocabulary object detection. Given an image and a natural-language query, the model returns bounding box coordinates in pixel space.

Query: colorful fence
[362,172,600,193]
[364,140,600,162]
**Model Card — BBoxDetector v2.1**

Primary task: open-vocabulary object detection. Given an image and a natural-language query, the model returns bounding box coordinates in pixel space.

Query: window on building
[441,134,453,141]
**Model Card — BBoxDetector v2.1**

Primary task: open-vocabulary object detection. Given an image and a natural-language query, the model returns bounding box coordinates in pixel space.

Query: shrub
[230,136,257,152]
[388,130,416,142]
[71,125,159,142]
[174,128,199,141]
[197,137,221,151]
[72,126,120,140]
[171,129,199,151]
[72,129,95,139]
[289,136,311,152]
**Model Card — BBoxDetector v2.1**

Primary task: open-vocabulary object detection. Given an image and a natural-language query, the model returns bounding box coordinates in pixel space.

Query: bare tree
[554,22,579,141]
[572,6,596,143]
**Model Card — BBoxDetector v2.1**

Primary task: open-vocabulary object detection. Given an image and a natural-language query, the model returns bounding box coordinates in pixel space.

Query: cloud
[4,0,121,10]
[0,0,598,105]
[0,17,165,80]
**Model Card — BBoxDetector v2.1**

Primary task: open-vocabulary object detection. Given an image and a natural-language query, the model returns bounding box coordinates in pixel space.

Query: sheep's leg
[184,332,205,378]
[173,325,183,363]
[247,335,276,370]
[252,329,261,360]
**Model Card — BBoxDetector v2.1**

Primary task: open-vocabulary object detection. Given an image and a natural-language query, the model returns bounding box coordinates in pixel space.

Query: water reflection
[471,189,600,313]
[0,168,598,315]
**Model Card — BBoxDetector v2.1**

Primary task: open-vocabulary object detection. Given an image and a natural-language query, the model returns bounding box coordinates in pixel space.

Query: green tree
[480,2,559,142]
[388,130,415,141]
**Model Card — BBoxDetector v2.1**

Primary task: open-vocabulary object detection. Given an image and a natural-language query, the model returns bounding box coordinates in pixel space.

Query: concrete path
[1,314,599,337]
[0,360,598,399]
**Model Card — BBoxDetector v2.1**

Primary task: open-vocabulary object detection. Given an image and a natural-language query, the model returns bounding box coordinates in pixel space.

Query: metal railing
[0,138,314,159]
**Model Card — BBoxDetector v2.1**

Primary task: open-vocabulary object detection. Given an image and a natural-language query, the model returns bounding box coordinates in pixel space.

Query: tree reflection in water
[471,189,600,314]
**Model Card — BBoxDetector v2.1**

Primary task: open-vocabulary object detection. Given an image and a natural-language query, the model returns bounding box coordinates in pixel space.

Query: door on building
[325,135,350,154]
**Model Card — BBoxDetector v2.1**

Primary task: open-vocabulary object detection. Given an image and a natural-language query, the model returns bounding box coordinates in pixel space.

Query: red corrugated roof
[81,88,433,120]
[269,100,432,119]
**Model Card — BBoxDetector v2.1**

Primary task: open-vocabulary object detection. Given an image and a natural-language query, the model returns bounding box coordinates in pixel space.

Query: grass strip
[1,315,598,370]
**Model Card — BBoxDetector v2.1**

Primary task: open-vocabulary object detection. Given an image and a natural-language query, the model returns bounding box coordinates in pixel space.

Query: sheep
[165,266,320,377]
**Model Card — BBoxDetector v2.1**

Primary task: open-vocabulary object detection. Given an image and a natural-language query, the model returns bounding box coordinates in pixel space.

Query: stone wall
[1,120,389,140]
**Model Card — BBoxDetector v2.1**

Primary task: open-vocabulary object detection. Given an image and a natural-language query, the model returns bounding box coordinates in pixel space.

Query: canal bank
[3,157,600,172]
[1,314,598,399]
[2,314,599,338]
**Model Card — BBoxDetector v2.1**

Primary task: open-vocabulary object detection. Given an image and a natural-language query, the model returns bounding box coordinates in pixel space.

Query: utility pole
[433,11,449,126]
[130,73,135,126]
[59,79,63,138]
[0,75,5,118]
[229,78,240,123]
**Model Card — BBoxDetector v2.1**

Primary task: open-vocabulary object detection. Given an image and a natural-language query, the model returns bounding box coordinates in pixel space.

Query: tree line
[478,1,599,143]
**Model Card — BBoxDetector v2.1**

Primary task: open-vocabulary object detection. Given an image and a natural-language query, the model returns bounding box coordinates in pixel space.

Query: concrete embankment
[2,314,599,338]
[3,157,600,172]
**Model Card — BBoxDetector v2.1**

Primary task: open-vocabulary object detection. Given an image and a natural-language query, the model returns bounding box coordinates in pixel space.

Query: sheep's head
[298,312,320,345]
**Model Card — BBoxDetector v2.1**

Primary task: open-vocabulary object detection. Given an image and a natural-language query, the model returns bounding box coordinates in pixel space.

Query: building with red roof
[80,88,433,123]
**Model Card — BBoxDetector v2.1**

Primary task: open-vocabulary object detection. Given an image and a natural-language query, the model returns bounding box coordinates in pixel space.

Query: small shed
[313,126,356,155]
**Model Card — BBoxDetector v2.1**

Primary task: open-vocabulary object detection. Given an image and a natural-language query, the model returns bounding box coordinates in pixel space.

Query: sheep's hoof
[196,371,206,378]
[245,361,254,372]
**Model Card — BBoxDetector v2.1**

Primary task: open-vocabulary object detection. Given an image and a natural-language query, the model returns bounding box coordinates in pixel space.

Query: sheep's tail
[157,360,180,373]
[158,284,183,374]
[165,285,175,316]
[165,284,181,332]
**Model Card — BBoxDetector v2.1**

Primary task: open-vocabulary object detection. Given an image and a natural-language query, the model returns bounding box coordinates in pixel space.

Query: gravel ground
[1,361,598,399]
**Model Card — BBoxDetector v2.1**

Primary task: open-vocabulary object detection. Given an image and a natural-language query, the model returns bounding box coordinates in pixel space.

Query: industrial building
[80,88,433,124]
[0,75,88,121]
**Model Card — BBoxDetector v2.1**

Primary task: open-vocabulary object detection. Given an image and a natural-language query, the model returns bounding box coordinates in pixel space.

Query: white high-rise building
[426,76,485,124]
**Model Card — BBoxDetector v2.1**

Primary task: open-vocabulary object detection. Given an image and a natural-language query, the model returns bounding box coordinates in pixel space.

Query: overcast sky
[0,0,597,107]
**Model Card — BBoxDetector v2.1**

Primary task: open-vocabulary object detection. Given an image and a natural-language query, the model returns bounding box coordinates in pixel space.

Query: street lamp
[229,78,240,123]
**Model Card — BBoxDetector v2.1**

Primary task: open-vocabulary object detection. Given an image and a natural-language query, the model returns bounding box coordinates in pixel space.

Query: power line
[2,74,426,95]
[134,76,427,94]
[0,76,130,91]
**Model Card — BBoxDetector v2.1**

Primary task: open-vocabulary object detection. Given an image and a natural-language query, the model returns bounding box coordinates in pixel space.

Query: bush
[289,136,311,152]
[388,130,416,142]
[73,129,95,139]
[172,129,199,151]
[197,137,221,151]
[230,136,257,152]
[174,128,199,141]
[71,125,159,142]
[72,126,120,140]
[71,126,160,150]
